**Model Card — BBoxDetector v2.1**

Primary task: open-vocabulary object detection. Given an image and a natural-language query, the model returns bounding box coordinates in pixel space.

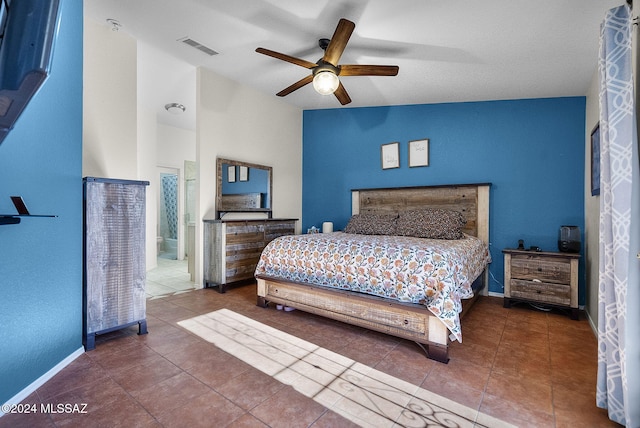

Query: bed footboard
[256,276,451,363]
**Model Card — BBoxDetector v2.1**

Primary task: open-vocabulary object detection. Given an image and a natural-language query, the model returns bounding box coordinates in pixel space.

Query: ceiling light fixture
[312,71,339,95]
[313,66,340,95]
[165,103,186,114]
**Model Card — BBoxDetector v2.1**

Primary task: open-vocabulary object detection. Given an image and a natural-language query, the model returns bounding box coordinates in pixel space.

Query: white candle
[322,222,333,233]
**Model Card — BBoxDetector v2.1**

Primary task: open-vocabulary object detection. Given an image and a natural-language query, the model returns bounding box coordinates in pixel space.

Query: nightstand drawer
[510,255,571,284]
[510,279,571,306]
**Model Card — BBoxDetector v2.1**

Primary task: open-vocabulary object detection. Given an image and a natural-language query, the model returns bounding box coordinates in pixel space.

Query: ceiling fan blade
[276,74,314,97]
[256,47,317,69]
[323,18,355,66]
[339,64,399,76]
[334,82,352,105]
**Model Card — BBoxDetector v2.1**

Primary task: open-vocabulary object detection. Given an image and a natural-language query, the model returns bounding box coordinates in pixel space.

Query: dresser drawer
[510,255,571,284]
[204,218,298,291]
[510,279,571,306]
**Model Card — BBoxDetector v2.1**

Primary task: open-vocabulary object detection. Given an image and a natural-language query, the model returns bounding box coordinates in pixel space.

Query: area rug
[178,309,513,428]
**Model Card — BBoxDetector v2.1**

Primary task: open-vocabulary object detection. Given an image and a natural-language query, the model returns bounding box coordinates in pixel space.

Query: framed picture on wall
[239,166,249,181]
[408,139,429,167]
[381,142,400,169]
[591,123,600,196]
[227,165,236,183]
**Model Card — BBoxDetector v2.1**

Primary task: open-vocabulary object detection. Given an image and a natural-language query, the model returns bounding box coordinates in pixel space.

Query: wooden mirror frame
[216,157,273,219]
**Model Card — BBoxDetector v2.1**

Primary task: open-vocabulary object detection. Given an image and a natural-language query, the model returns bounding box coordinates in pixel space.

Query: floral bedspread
[254,232,491,342]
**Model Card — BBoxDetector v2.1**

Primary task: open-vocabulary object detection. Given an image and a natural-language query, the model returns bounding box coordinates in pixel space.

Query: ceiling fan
[256,18,399,105]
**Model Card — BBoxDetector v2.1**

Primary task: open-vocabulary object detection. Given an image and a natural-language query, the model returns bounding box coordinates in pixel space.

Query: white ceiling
[84,0,623,129]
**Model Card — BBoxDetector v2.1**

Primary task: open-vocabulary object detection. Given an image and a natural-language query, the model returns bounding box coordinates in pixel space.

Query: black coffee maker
[558,226,581,253]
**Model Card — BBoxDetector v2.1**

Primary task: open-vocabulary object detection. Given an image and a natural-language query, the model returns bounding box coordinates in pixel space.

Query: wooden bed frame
[256,183,491,363]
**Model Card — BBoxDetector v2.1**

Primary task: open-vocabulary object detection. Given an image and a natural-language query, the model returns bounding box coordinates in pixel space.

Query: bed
[255,183,491,363]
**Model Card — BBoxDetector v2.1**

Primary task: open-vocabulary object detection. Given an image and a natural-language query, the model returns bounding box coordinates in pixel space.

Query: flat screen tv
[0,0,60,145]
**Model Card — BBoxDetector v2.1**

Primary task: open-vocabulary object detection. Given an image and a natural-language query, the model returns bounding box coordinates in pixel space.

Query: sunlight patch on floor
[178,309,513,428]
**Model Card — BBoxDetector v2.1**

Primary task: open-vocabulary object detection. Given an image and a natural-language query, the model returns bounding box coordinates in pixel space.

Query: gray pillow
[344,213,398,235]
[396,209,466,239]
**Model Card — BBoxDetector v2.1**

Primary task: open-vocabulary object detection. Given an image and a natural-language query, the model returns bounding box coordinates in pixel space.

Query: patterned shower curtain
[160,173,178,239]
[596,4,640,427]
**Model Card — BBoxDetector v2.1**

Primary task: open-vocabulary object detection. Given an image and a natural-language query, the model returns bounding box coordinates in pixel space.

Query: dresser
[83,177,149,350]
[502,248,580,319]
[204,218,297,292]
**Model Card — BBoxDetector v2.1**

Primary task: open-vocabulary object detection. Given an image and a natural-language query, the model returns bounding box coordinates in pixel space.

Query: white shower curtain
[596,4,640,427]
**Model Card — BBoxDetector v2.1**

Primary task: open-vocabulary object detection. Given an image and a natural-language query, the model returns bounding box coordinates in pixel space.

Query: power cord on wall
[487,247,504,291]
[489,268,503,290]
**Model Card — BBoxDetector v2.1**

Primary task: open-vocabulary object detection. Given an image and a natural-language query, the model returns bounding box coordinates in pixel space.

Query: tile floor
[146,258,197,299]
[0,284,619,428]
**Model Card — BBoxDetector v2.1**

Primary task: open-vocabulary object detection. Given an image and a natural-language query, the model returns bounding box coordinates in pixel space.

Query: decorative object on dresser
[558,225,581,253]
[503,248,580,320]
[204,218,297,293]
[83,177,149,350]
[256,183,491,363]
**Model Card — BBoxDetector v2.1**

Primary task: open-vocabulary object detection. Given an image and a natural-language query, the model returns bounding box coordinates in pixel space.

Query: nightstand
[503,248,580,320]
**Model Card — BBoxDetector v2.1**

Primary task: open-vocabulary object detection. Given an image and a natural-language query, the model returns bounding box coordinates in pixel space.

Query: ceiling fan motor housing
[312,60,340,77]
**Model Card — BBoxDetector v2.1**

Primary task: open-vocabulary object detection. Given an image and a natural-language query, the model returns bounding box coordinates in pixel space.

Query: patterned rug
[178,309,514,428]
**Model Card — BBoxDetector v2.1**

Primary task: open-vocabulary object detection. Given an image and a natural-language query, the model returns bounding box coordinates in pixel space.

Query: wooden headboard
[351,184,491,295]
[351,183,491,245]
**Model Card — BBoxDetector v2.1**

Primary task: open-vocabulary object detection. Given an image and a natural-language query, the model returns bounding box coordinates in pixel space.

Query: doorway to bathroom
[158,168,179,260]
[147,163,197,299]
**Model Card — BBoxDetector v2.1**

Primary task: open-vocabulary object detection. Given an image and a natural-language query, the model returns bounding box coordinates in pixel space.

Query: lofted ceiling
[84,0,623,129]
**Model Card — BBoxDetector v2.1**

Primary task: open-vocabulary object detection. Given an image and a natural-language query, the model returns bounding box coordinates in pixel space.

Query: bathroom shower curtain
[596,4,640,427]
[160,173,178,240]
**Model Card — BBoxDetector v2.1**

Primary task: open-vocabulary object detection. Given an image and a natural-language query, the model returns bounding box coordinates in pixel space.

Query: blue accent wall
[302,97,586,298]
[0,0,83,404]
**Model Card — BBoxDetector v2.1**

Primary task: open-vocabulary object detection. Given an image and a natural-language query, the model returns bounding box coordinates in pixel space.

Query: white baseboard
[487,291,504,298]
[586,310,598,337]
[0,346,84,417]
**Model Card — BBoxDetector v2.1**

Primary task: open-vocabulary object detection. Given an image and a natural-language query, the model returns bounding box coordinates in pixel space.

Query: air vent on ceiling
[178,37,218,56]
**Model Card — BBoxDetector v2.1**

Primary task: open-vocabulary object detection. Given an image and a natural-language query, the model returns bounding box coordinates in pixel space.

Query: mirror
[216,157,272,218]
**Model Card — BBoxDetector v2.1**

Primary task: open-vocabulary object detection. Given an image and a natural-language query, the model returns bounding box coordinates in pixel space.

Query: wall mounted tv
[0,0,60,145]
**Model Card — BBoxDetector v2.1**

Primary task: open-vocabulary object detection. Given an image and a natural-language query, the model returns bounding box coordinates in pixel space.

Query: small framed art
[239,166,249,182]
[409,139,429,167]
[381,142,400,169]
[591,123,600,196]
[227,165,236,183]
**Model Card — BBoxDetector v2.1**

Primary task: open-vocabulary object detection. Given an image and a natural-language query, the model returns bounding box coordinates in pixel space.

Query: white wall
[137,42,197,270]
[584,69,600,331]
[137,104,158,269]
[83,17,138,179]
[156,124,197,266]
[195,68,303,286]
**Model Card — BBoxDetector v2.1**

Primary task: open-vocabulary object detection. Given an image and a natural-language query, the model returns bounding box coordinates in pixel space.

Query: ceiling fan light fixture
[313,71,339,95]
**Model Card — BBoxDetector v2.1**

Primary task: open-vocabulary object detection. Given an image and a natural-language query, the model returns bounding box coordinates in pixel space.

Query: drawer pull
[532,279,542,283]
